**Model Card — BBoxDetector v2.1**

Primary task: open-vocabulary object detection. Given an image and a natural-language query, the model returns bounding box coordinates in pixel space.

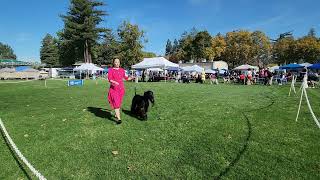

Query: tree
[193,31,212,61]
[96,30,120,65]
[251,31,272,67]
[293,36,320,63]
[40,34,60,67]
[172,39,179,53]
[60,0,108,65]
[117,21,145,68]
[273,36,295,65]
[205,33,226,61]
[224,30,254,67]
[178,31,196,62]
[165,39,173,56]
[308,28,316,38]
[0,42,16,59]
[142,51,157,58]
[213,34,226,59]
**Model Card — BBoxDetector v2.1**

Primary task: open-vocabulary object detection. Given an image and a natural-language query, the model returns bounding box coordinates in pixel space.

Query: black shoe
[116,120,122,124]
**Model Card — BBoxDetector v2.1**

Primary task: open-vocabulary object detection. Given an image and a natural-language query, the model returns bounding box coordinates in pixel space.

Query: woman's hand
[110,80,119,86]
[114,81,119,86]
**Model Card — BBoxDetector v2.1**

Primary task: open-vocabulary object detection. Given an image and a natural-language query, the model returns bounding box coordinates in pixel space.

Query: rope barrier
[295,72,320,129]
[289,75,296,96]
[0,119,47,180]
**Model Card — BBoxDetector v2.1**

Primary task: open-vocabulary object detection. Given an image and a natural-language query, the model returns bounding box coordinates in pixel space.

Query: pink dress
[107,68,128,109]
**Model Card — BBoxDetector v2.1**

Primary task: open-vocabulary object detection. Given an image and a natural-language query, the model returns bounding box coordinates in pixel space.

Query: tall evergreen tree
[193,31,212,61]
[0,42,16,59]
[117,21,145,68]
[60,0,108,65]
[308,28,316,38]
[96,30,120,65]
[172,39,179,53]
[165,39,173,56]
[40,34,60,67]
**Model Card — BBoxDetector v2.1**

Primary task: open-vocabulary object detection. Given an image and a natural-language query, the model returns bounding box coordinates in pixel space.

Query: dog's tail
[134,87,137,95]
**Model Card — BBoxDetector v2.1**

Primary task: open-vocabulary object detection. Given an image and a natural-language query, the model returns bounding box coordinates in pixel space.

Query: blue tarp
[279,63,304,69]
[15,66,31,72]
[308,63,320,69]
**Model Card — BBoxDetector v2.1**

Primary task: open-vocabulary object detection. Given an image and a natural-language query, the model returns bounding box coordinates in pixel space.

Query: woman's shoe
[116,119,122,124]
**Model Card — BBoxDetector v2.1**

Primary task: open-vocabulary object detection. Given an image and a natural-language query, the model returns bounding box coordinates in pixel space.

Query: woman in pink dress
[108,59,133,124]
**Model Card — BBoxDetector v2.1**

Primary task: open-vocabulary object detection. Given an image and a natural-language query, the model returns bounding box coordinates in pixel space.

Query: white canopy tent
[182,65,204,73]
[300,63,313,67]
[204,69,217,74]
[74,63,104,72]
[234,64,258,70]
[132,57,179,69]
[0,67,15,73]
[269,66,280,72]
[147,68,163,72]
[73,63,104,79]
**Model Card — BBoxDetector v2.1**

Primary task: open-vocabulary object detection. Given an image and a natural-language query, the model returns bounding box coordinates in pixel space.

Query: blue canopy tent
[279,63,304,69]
[308,63,320,69]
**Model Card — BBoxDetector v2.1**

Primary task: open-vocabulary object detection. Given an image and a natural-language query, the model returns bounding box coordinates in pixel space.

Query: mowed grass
[0,79,319,179]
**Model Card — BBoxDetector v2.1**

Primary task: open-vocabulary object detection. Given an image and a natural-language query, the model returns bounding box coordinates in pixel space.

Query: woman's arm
[110,80,119,85]
[123,69,134,81]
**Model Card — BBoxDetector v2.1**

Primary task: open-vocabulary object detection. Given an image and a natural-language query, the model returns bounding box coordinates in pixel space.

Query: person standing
[247,68,252,85]
[108,58,133,124]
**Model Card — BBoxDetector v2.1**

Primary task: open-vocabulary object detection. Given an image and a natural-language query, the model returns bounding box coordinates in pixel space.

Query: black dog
[131,89,154,120]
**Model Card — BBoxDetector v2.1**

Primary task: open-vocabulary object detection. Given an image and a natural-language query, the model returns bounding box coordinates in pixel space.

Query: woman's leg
[115,108,121,120]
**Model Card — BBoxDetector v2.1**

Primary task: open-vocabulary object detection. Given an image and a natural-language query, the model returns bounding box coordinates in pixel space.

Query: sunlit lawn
[0,79,319,179]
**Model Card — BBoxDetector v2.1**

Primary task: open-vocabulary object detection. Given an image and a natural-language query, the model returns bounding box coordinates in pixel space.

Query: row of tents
[71,58,320,76]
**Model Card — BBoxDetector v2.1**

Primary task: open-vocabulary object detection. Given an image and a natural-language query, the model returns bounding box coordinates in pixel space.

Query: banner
[68,79,84,86]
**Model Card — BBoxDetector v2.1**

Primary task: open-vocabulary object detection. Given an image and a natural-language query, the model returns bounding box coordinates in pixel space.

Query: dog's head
[144,91,154,105]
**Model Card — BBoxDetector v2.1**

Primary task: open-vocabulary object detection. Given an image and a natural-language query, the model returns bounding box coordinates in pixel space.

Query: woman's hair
[113,58,120,63]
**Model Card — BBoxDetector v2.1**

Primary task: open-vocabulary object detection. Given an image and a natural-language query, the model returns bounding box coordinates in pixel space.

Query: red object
[107,68,128,109]
[240,74,245,80]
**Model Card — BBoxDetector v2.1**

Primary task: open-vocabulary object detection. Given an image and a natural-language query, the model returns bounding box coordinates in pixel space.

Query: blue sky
[0,0,319,62]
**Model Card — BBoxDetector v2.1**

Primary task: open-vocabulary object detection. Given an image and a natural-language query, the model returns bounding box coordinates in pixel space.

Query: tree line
[0,42,16,59]
[40,0,151,68]
[165,28,320,67]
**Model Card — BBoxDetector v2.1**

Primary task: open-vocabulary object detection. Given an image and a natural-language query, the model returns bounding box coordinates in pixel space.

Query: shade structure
[167,67,181,71]
[73,63,104,72]
[308,63,320,69]
[269,66,280,72]
[147,68,163,72]
[204,69,217,74]
[182,65,204,73]
[132,57,179,69]
[0,67,15,72]
[234,64,258,70]
[279,63,304,69]
[300,63,313,67]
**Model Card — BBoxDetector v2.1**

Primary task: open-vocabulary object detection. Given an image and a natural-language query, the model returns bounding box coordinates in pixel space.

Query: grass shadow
[122,109,145,121]
[87,107,116,123]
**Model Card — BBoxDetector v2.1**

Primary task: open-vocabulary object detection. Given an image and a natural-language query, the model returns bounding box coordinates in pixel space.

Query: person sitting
[210,73,218,85]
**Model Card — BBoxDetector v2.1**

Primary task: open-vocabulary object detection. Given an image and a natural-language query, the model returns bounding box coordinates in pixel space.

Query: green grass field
[0,80,319,179]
